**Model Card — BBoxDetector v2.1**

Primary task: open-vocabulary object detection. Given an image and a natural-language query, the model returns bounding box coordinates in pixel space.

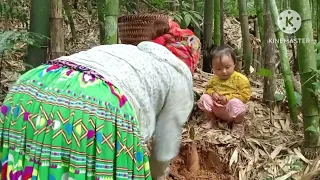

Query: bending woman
[0,19,201,180]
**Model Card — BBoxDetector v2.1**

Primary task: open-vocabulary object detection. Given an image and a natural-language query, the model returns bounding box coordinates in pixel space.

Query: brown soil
[168,142,236,180]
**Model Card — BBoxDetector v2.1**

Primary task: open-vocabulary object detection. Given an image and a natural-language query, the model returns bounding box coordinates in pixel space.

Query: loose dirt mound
[168,142,236,180]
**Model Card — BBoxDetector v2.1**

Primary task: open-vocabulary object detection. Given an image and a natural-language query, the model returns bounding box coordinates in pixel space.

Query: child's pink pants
[197,94,246,121]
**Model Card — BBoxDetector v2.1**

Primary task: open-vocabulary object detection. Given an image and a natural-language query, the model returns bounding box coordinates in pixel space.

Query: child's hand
[218,95,227,105]
[211,92,220,101]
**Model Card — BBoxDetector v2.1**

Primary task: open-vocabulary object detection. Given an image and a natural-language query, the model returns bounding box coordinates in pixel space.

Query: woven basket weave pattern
[118,13,170,45]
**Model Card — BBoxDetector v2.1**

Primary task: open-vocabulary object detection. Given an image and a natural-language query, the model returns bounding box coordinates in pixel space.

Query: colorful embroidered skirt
[0,64,152,180]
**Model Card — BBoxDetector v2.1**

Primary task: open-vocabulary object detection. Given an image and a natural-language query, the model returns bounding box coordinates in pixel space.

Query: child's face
[212,55,235,80]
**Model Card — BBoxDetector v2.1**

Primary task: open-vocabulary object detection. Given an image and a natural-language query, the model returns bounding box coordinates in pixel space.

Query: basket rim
[118,13,171,23]
[118,13,172,45]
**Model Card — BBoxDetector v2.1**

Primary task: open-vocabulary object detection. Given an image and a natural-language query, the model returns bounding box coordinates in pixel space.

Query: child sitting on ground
[197,45,251,138]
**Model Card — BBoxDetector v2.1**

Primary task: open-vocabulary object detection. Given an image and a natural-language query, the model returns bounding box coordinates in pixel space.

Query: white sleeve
[150,74,194,162]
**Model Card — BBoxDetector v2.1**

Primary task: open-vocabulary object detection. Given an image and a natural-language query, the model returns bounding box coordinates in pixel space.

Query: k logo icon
[278,10,301,34]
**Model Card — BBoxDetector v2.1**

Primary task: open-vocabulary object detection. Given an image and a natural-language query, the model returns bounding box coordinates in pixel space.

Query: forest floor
[167,71,307,180]
[1,5,319,180]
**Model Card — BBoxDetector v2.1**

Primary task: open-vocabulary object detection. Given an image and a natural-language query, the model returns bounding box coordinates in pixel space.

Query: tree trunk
[238,0,253,75]
[202,0,214,73]
[262,0,276,108]
[26,0,50,71]
[49,0,65,59]
[268,0,298,124]
[214,0,220,45]
[62,0,77,41]
[97,0,105,44]
[291,0,320,149]
[101,0,119,44]
[254,0,264,41]
[220,0,224,45]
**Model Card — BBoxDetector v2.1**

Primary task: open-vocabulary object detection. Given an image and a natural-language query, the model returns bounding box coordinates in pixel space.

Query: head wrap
[152,19,201,74]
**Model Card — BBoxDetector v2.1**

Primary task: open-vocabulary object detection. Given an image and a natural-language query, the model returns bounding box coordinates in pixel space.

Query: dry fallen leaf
[270,144,284,159]
[294,148,310,164]
[229,148,239,167]
[274,171,299,180]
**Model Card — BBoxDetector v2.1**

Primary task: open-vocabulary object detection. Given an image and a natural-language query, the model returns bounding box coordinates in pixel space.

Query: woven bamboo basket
[118,13,171,45]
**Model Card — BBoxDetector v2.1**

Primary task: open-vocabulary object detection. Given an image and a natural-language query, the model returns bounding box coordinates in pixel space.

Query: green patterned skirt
[0,62,152,180]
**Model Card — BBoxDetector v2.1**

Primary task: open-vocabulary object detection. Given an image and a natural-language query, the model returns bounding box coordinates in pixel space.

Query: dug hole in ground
[168,141,236,180]
[147,137,235,180]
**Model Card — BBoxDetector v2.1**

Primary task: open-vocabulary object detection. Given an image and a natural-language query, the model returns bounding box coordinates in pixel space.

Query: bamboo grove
[1,0,320,158]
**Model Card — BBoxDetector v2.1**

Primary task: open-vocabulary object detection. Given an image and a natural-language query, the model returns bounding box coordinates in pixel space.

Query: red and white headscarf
[152,19,201,74]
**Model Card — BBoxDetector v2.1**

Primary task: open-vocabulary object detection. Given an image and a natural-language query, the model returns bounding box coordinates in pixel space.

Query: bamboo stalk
[268,0,298,124]
[97,0,105,44]
[317,0,320,44]
[26,0,50,70]
[62,0,77,41]
[49,0,65,59]
[202,0,214,73]
[262,0,276,108]
[214,0,220,45]
[254,0,264,41]
[291,0,320,147]
[220,0,224,45]
[238,0,253,75]
[101,0,119,45]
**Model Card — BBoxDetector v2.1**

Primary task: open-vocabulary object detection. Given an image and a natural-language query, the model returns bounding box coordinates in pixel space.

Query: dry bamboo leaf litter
[2,10,316,180]
[186,69,313,180]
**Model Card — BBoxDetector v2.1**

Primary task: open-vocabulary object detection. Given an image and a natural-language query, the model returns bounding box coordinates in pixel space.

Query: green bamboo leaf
[193,91,201,101]
[291,160,304,171]
[257,68,273,77]
[307,88,316,95]
[294,92,302,107]
[274,93,285,101]
[190,15,201,30]
[181,1,190,9]
[312,81,320,90]
[0,31,17,52]
[306,126,317,132]
[316,41,320,50]
[190,11,203,20]
[184,13,192,27]
[173,14,183,24]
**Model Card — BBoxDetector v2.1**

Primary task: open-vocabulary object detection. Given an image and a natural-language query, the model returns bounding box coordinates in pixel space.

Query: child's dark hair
[148,19,170,40]
[209,45,237,66]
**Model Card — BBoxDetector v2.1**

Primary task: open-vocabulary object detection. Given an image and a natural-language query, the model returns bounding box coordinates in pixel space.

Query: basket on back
[118,13,171,45]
